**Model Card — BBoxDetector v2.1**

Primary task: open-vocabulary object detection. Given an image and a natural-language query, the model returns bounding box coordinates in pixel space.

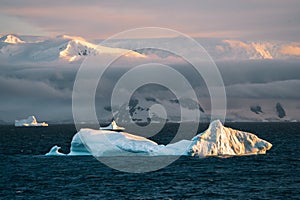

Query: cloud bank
[0,58,300,122]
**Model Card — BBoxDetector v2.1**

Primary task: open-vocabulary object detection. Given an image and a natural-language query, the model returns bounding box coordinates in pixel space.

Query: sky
[0,1,299,123]
[0,0,300,41]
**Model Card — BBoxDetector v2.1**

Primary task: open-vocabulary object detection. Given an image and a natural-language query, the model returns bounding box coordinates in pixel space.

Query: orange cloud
[251,43,273,59]
[223,40,250,50]
[280,45,300,56]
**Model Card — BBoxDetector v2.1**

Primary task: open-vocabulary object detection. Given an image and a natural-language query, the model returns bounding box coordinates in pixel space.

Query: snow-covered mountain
[0,34,25,44]
[0,33,299,123]
[101,96,209,123]
[104,95,297,123]
[0,34,299,63]
[0,34,145,63]
[103,37,300,61]
[109,96,207,124]
[226,101,298,122]
[58,35,145,62]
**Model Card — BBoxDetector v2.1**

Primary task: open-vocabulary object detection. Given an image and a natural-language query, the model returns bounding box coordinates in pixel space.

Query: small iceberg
[45,145,65,156]
[46,120,272,157]
[15,116,48,127]
[99,120,125,131]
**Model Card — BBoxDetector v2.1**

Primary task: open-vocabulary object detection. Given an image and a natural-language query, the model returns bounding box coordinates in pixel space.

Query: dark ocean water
[1,123,299,199]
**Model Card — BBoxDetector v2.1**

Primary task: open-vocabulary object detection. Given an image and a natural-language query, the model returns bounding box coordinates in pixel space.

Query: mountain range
[110,97,296,123]
[0,34,145,63]
[0,34,299,123]
[1,34,300,63]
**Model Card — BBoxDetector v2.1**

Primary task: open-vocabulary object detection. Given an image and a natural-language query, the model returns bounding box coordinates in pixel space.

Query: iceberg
[99,120,125,131]
[45,120,272,157]
[15,116,48,127]
[189,120,272,157]
[68,131,96,156]
[45,145,66,156]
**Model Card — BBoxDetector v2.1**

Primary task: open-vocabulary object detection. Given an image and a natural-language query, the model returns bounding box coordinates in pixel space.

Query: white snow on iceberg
[45,120,272,157]
[70,129,162,156]
[15,116,48,127]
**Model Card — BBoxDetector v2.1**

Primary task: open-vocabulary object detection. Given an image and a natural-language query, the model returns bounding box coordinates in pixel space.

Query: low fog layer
[0,59,299,123]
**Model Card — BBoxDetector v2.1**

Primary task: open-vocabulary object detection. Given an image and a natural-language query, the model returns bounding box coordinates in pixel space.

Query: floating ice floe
[15,116,48,127]
[46,120,272,157]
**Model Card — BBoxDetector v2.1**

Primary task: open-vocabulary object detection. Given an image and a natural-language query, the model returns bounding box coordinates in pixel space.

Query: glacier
[15,116,48,127]
[46,120,272,157]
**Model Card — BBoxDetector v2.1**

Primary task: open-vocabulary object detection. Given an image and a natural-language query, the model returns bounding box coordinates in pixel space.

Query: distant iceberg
[15,116,48,127]
[99,120,125,131]
[46,120,272,157]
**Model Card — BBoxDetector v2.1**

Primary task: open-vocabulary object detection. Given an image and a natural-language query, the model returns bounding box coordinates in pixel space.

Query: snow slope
[0,34,145,62]
[59,35,145,62]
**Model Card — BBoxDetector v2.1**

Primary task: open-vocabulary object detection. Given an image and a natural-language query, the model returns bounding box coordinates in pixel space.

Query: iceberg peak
[192,120,223,141]
[190,120,272,157]
[209,119,223,128]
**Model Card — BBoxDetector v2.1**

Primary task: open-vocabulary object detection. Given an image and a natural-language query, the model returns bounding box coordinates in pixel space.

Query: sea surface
[1,123,299,199]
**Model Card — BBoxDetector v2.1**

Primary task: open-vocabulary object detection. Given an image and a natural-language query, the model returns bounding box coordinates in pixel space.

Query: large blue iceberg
[46,120,272,157]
